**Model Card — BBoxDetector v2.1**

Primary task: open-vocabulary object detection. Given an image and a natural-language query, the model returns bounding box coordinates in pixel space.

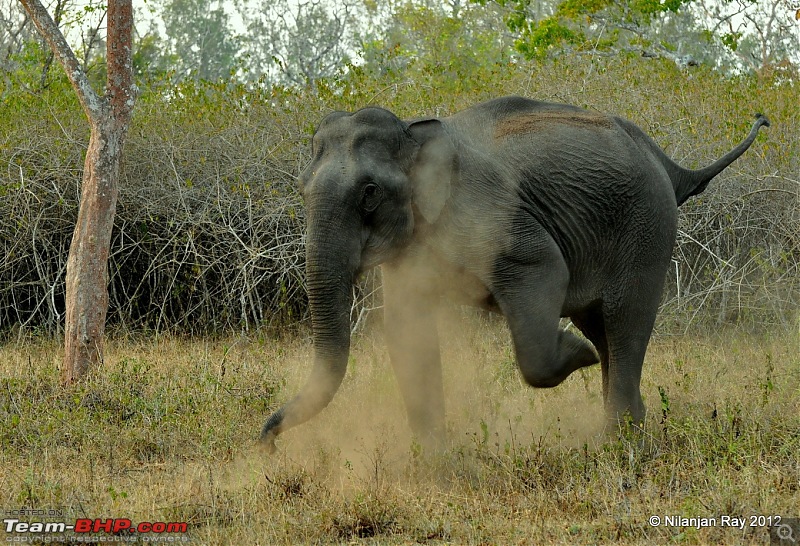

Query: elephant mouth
[359,232,410,273]
[358,251,386,274]
[358,215,414,274]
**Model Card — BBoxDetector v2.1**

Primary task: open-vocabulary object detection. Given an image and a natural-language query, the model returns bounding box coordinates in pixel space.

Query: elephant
[260,96,769,453]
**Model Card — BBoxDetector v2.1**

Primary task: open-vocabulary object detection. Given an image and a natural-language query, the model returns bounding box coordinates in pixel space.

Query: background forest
[1,0,798,337]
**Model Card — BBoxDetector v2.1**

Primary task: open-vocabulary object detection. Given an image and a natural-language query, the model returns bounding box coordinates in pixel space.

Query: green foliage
[518,17,581,60]
[475,0,693,60]
[132,33,170,80]
[556,0,614,18]
[721,31,743,52]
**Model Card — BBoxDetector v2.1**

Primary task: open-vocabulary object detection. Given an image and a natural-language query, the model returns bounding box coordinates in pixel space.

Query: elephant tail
[671,114,770,206]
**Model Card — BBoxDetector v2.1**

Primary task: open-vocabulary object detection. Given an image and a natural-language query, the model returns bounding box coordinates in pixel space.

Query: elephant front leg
[382,263,445,448]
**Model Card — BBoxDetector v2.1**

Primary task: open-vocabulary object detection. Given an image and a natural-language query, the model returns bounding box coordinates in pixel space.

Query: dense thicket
[1,54,798,337]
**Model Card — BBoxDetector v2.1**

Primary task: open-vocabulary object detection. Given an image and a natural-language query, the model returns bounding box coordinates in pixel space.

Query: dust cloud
[241,304,606,495]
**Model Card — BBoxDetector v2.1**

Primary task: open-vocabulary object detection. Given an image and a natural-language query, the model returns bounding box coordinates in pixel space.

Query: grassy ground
[1,314,799,545]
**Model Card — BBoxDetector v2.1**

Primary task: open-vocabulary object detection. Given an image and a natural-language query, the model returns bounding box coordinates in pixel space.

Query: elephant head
[260,107,458,451]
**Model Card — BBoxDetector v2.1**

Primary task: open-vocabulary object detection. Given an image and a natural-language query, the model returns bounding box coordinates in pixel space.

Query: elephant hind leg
[573,303,651,428]
[571,306,609,401]
[493,255,599,389]
[597,281,665,426]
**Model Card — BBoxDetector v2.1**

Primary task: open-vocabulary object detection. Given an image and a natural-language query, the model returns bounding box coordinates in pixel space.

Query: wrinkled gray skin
[260,96,769,452]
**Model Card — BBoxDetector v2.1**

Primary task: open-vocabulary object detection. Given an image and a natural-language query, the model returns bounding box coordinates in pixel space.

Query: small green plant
[759,352,775,407]
[658,385,671,424]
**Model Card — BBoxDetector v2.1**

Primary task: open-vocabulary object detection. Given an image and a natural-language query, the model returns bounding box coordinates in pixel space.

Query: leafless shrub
[0,84,392,337]
[655,111,800,332]
[1,86,307,335]
[1,62,798,338]
[664,171,800,331]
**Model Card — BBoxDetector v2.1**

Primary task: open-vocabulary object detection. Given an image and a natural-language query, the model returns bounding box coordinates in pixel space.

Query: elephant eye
[360,183,383,213]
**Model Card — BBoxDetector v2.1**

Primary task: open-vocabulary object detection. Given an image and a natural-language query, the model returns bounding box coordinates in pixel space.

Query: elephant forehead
[316,110,409,159]
[318,125,404,159]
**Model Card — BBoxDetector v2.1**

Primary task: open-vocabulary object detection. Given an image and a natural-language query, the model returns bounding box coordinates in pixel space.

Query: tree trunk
[61,120,125,383]
[19,0,135,383]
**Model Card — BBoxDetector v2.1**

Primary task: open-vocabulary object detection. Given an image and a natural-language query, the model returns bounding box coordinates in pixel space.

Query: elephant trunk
[260,220,357,451]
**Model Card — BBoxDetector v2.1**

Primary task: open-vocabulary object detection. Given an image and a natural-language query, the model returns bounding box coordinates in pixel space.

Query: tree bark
[18,0,135,383]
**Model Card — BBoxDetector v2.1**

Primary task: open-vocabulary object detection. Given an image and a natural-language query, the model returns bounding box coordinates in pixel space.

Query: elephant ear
[407,118,457,224]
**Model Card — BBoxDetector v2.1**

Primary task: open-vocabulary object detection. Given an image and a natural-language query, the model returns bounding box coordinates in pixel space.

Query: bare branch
[18,0,103,118]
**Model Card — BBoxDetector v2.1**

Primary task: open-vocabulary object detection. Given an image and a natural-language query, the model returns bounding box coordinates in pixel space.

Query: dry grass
[1,314,799,544]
